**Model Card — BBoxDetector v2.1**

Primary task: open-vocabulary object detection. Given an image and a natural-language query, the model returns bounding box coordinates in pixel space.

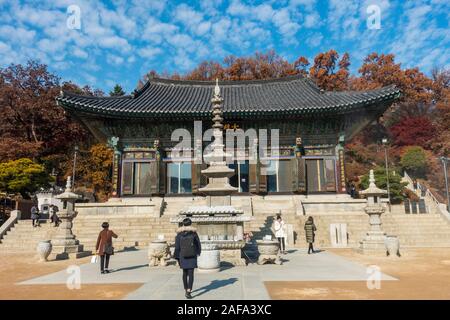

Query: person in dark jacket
[304,216,317,254]
[350,183,356,198]
[174,218,201,299]
[50,205,60,227]
[96,222,118,274]
[31,205,40,227]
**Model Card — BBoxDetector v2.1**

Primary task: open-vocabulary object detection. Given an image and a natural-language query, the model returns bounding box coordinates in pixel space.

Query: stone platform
[19,248,396,300]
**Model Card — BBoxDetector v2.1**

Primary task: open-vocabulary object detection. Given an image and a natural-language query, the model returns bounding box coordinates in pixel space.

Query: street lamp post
[441,157,450,212]
[382,138,391,211]
[72,145,79,189]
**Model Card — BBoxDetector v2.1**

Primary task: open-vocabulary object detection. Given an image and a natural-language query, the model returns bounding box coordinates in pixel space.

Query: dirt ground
[265,248,450,300]
[2,248,450,300]
[0,253,141,300]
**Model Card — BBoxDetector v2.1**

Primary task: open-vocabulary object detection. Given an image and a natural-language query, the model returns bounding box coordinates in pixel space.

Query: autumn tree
[70,143,113,201]
[309,50,350,91]
[0,61,88,162]
[389,116,436,149]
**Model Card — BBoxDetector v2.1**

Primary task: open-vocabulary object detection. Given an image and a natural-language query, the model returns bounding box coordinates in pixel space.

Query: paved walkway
[19,249,396,300]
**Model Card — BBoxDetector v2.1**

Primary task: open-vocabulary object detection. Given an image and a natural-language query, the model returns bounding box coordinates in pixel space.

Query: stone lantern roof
[360,170,387,197]
[55,176,81,202]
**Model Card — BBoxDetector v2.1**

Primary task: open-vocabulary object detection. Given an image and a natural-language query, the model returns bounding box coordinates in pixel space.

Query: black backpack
[180,232,196,258]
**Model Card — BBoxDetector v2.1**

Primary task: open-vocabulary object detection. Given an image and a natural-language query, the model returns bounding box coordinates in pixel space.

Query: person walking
[304,216,317,254]
[274,214,287,254]
[31,205,40,227]
[49,205,60,227]
[95,222,118,274]
[174,218,201,299]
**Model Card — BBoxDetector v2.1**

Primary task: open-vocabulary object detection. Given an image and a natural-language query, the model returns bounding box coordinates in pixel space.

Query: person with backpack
[174,218,201,299]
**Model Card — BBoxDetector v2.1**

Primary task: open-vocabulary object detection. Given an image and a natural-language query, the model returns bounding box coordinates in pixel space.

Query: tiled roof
[56,75,401,119]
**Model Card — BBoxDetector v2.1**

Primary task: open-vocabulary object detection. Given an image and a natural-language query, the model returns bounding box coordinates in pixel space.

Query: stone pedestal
[198,243,220,272]
[148,240,170,267]
[359,206,387,255]
[220,247,247,266]
[385,235,401,257]
[256,240,282,265]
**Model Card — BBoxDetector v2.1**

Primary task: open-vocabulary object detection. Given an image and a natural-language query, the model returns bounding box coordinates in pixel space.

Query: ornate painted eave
[56,75,401,120]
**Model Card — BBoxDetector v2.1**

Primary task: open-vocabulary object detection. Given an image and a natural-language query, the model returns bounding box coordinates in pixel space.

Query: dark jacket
[304,220,317,243]
[174,226,201,270]
[31,206,39,220]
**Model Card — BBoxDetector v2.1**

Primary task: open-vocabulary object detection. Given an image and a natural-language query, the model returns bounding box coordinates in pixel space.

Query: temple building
[57,75,401,198]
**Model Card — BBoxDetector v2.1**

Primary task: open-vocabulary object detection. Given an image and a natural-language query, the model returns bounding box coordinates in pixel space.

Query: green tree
[360,167,407,204]
[0,158,52,197]
[400,146,428,178]
[109,84,125,96]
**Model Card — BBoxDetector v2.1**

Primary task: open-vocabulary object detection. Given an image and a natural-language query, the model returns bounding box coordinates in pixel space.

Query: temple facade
[57,75,401,198]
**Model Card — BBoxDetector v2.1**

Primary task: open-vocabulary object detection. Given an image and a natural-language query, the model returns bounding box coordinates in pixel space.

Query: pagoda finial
[65,176,72,192]
[369,169,376,186]
[214,78,221,99]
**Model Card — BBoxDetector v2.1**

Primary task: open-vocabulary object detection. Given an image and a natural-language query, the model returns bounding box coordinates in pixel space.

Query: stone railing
[0,210,21,241]
[403,171,450,221]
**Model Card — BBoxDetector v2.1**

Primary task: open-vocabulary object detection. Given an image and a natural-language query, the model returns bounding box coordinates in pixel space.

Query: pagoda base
[220,249,247,266]
[358,237,387,256]
[51,244,92,260]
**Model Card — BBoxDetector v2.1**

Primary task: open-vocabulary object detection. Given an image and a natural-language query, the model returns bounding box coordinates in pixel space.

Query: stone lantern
[358,170,388,255]
[52,177,91,259]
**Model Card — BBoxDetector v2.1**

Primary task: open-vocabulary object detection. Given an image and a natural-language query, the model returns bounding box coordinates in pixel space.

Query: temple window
[229,160,249,192]
[265,160,292,192]
[167,162,192,194]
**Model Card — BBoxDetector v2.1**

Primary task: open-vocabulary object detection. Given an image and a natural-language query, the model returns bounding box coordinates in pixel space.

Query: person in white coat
[274,214,287,254]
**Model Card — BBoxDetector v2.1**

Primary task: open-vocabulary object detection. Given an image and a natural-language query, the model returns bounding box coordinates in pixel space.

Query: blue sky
[0,0,448,94]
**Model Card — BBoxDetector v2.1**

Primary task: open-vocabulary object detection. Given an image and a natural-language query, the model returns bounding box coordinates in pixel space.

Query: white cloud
[306,32,324,47]
[106,54,124,65]
[273,8,301,40]
[72,47,89,59]
[137,47,162,59]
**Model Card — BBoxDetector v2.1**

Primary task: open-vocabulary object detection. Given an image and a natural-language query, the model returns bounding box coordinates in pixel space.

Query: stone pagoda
[52,177,91,260]
[171,79,250,266]
[358,170,388,255]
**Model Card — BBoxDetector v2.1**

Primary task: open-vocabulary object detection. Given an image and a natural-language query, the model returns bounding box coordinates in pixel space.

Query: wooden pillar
[112,150,121,197]
[151,139,161,195]
[249,138,259,193]
[295,137,306,193]
[336,134,347,193]
[192,139,203,194]
[108,136,121,197]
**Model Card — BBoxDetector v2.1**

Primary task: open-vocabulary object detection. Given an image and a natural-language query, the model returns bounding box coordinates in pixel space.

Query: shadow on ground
[192,278,239,298]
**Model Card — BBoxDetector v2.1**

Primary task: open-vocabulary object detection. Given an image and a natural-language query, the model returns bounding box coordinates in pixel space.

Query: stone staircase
[72,214,178,252]
[2,195,450,254]
[0,220,57,253]
[383,213,450,247]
